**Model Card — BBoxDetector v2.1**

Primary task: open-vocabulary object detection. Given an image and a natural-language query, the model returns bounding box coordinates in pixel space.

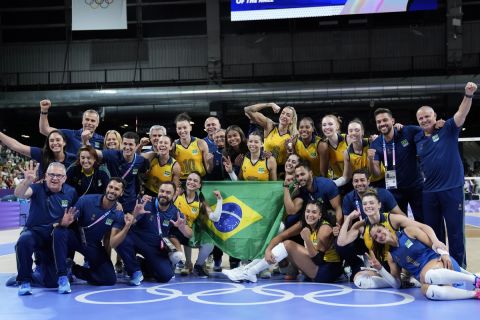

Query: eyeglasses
[47,173,65,179]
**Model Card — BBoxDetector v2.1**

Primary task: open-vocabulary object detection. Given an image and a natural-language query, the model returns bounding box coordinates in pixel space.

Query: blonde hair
[104,130,122,150]
[284,106,298,136]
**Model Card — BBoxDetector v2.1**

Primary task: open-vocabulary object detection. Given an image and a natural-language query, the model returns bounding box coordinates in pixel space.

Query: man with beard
[413,82,477,268]
[52,177,139,293]
[39,99,104,154]
[91,131,149,213]
[14,162,77,296]
[284,161,342,224]
[115,182,192,286]
[368,108,424,223]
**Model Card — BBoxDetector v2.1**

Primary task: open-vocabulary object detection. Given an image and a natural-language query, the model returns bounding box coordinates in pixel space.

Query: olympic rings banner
[72,0,127,31]
[191,181,284,260]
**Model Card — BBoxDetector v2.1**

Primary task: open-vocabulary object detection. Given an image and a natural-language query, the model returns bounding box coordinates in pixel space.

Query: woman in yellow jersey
[337,190,447,289]
[292,117,327,177]
[172,171,223,277]
[321,114,350,180]
[142,135,181,197]
[244,102,298,168]
[335,119,385,188]
[224,130,277,181]
[173,113,213,180]
[223,200,343,283]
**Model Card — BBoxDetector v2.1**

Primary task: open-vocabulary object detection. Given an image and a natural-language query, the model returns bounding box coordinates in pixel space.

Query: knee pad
[271,243,288,262]
[169,251,185,265]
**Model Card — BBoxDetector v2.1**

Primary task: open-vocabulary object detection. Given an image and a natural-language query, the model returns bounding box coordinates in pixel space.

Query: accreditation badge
[385,169,398,190]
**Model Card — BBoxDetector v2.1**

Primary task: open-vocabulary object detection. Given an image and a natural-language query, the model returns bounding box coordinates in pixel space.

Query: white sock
[425,268,476,286]
[425,285,476,300]
[247,259,270,275]
[354,273,391,289]
[196,244,214,266]
[271,243,288,262]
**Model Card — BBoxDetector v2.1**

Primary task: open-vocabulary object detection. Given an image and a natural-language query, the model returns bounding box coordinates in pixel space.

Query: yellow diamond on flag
[206,195,263,241]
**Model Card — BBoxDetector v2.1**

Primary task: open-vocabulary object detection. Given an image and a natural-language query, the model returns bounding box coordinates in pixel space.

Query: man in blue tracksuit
[14,162,77,296]
[52,177,137,294]
[115,181,192,286]
[414,82,477,268]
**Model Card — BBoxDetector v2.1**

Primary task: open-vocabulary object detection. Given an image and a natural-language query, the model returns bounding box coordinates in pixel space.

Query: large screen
[231,0,438,21]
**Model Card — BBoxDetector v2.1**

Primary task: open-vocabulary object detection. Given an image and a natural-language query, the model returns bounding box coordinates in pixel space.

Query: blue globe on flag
[214,202,242,233]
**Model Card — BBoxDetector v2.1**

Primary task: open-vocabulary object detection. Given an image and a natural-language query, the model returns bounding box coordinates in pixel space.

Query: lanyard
[382,135,396,169]
[83,207,115,229]
[122,153,137,179]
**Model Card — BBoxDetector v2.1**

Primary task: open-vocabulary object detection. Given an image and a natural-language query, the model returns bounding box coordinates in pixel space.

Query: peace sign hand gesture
[365,250,382,271]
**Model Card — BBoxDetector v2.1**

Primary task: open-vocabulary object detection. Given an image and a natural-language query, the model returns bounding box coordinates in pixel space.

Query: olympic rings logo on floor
[75,282,415,307]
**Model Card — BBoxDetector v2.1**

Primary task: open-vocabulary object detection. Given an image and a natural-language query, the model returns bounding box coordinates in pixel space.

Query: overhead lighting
[121,124,129,128]
[462,127,466,131]
[190,121,195,125]
[21,135,30,138]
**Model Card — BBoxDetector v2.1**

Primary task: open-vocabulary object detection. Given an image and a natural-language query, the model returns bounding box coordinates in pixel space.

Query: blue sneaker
[18,282,32,296]
[6,275,19,287]
[57,276,71,294]
[129,271,143,286]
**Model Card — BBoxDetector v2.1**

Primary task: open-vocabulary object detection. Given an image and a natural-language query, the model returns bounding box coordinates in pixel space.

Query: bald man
[414,82,477,268]
[203,117,221,153]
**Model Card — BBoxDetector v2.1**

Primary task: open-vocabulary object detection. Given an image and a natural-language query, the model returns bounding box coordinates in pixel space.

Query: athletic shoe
[115,261,124,275]
[213,261,222,272]
[222,268,245,282]
[242,269,257,283]
[259,269,271,279]
[206,255,214,270]
[5,275,19,287]
[18,282,32,296]
[193,264,209,278]
[129,271,144,286]
[57,276,71,294]
[175,261,185,274]
[181,262,193,276]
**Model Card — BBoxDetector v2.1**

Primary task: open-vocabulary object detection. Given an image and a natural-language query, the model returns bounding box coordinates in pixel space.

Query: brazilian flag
[190,181,284,260]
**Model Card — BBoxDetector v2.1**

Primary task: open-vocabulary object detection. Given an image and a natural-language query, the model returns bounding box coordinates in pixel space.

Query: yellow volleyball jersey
[310,222,341,263]
[174,192,200,227]
[295,135,322,176]
[174,137,206,179]
[144,156,177,194]
[347,139,385,182]
[264,126,290,166]
[241,153,270,181]
[363,212,395,259]
[327,133,348,179]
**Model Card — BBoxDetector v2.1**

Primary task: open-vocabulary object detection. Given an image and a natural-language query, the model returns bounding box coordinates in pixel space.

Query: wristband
[40,111,48,115]
[465,94,474,98]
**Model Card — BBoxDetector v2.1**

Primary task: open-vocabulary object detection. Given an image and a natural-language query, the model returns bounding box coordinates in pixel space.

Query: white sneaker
[259,269,271,279]
[242,269,257,283]
[222,268,245,282]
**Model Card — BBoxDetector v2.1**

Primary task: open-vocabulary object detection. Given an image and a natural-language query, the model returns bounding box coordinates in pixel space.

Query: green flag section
[190,181,284,260]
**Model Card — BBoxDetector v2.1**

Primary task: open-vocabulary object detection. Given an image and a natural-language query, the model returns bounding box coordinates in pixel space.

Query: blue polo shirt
[26,182,78,230]
[299,177,339,206]
[342,187,398,220]
[101,150,149,212]
[371,126,423,189]
[414,118,463,192]
[60,128,104,155]
[66,164,110,196]
[131,201,184,247]
[203,136,218,154]
[30,146,77,178]
[74,194,124,244]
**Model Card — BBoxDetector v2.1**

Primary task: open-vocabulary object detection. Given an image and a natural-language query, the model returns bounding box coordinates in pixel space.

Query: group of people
[2,82,479,301]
